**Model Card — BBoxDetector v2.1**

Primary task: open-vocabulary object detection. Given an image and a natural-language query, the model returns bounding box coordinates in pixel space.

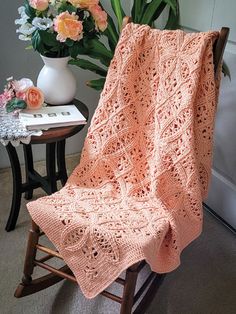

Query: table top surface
[30,99,89,144]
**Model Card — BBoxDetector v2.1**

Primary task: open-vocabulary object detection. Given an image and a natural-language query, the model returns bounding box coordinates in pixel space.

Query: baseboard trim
[204,203,236,234]
[206,169,236,230]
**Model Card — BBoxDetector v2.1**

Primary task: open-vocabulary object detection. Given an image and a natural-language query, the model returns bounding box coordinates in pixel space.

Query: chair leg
[120,264,139,314]
[133,274,166,314]
[15,220,69,298]
[22,221,39,283]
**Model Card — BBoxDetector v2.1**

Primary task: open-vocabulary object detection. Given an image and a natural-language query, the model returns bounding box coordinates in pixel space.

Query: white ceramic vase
[37,55,77,105]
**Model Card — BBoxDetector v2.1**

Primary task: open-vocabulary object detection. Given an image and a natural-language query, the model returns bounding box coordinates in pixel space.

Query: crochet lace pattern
[28,23,220,298]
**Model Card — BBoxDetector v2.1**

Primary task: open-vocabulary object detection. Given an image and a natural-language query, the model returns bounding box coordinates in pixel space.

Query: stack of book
[19,105,86,130]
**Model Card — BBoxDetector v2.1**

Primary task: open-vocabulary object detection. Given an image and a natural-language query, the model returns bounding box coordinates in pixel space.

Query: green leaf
[68,41,88,58]
[111,0,126,31]
[6,98,27,113]
[86,53,111,67]
[50,46,62,52]
[88,38,113,58]
[83,38,113,67]
[163,0,177,15]
[164,2,179,29]
[24,0,36,19]
[38,30,59,47]
[83,15,97,34]
[31,30,44,54]
[69,59,107,77]
[57,3,77,14]
[140,0,163,25]
[103,15,119,52]
[152,2,167,22]
[65,38,75,47]
[131,0,145,23]
[86,78,106,91]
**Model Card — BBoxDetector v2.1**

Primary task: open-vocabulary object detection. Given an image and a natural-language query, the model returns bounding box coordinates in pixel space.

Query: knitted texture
[28,23,220,298]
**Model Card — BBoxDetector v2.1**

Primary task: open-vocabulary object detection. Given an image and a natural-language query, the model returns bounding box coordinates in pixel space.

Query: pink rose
[68,0,99,9]
[15,91,27,101]
[54,12,83,42]
[29,0,49,11]
[89,4,107,32]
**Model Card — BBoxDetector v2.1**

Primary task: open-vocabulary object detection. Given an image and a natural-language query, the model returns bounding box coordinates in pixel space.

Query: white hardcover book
[19,105,87,130]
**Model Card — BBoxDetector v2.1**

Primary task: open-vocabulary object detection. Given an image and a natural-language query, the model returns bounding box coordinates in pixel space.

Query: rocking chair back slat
[214,27,230,74]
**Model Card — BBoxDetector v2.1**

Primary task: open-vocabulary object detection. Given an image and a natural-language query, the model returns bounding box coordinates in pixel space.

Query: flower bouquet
[0,77,44,113]
[15,0,108,58]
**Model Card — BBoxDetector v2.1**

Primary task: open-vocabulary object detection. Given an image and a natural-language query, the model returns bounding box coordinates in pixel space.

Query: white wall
[180,0,236,229]
[0,0,131,169]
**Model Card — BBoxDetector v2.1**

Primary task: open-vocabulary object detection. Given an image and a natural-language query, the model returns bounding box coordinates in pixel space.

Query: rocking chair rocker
[14,18,229,314]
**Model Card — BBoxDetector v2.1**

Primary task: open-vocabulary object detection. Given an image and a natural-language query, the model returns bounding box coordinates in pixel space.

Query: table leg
[46,143,57,194]
[57,140,68,186]
[23,144,34,200]
[5,143,22,232]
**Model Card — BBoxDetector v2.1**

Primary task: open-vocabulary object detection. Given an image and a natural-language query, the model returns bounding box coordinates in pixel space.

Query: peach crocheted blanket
[28,23,220,298]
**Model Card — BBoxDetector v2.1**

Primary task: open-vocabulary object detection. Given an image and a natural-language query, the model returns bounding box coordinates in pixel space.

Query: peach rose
[54,12,83,42]
[26,86,44,109]
[68,0,99,9]
[89,4,107,32]
[29,0,49,11]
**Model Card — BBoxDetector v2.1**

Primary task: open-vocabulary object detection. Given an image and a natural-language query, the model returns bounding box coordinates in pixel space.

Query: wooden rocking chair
[14,18,229,314]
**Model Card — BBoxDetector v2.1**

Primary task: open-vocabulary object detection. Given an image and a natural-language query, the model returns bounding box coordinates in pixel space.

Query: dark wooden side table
[5,99,89,232]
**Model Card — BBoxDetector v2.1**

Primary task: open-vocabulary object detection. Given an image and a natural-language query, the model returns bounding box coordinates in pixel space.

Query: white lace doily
[0,109,42,147]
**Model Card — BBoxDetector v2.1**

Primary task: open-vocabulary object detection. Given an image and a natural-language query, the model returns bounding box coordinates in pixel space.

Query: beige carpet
[0,154,236,314]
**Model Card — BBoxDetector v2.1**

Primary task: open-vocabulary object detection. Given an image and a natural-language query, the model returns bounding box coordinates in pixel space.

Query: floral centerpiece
[0,77,44,112]
[14,0,108,105]
[15,0,108,58]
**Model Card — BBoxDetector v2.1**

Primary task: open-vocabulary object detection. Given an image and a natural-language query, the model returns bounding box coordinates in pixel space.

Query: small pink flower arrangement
[15,0,108,58]
[0,77,44,113]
